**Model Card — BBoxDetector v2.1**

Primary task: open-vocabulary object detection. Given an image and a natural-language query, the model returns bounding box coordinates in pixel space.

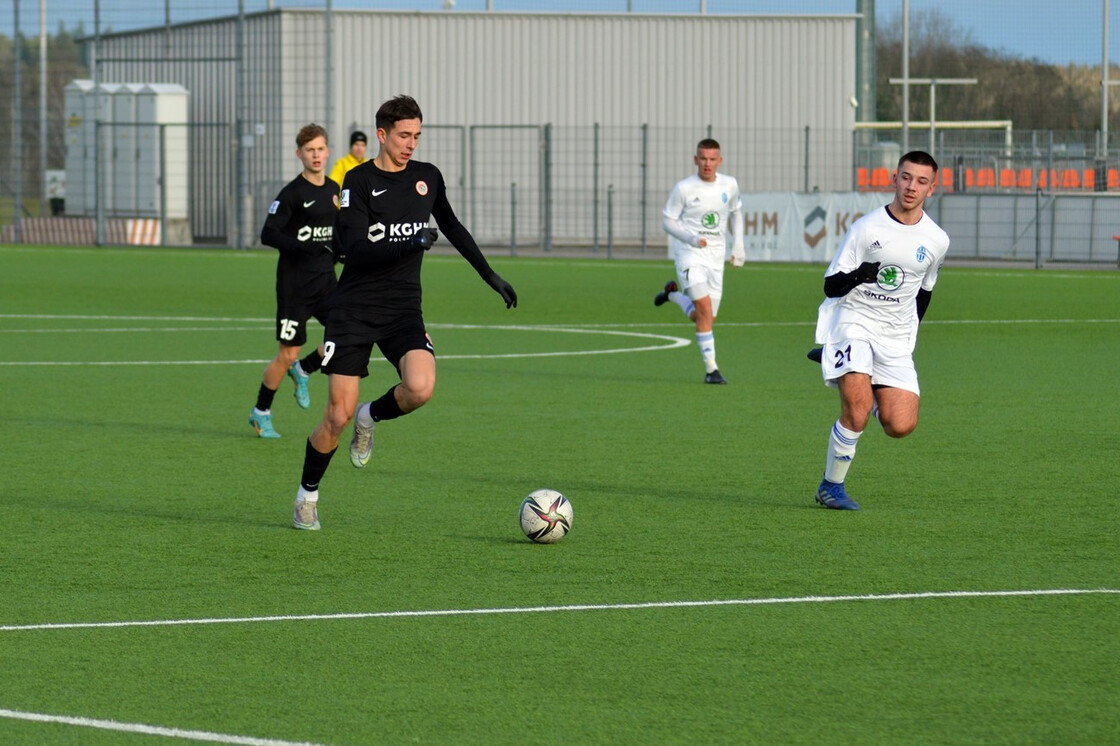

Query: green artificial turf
[0,245,1117,744]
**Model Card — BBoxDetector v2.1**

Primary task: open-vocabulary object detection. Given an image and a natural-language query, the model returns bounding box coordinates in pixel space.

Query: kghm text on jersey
[297,225,332,241]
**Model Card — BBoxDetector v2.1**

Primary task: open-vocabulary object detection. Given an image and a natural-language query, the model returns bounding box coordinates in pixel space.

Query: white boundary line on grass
[2,588,1116,633]
[0,708,324,746]
[0,324,692,366]
[2,590,1116,745]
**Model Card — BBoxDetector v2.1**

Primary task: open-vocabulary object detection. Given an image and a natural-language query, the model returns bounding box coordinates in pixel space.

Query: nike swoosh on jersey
[372,189,388,197]
[302,201,315,207]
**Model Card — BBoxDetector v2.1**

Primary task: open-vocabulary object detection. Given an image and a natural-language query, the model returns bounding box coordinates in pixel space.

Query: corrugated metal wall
[318,11,856,131]
[90,9,857,246]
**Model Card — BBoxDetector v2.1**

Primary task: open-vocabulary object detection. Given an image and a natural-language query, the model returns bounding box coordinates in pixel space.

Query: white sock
[696,331,717,373]
[355,402,374,429]
[669,291,695,318]
[824,420,862,483]
[298,486,319,503]
[252,407,270,416]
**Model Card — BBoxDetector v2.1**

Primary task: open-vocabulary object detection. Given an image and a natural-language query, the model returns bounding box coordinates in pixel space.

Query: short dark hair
[899,150,938,173]
[296,123,327,148]
[697,138,721,152]
[375,95,423,134]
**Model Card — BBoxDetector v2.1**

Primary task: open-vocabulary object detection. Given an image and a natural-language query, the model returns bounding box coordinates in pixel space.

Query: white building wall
[88,9,857,246]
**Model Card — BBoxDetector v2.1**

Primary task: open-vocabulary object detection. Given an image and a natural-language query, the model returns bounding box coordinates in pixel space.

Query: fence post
[1035,189,1042,270]
[593,123,600,252]
[606,184,614,259]
[510,182,517,257]
[803,125,810,193]
[640,124,648,253]
[541,123,552,253]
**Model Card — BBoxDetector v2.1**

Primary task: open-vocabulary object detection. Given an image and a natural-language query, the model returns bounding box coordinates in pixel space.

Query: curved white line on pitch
[0,708,323,746]
[0,325,691,366]
[1,589,1115,633]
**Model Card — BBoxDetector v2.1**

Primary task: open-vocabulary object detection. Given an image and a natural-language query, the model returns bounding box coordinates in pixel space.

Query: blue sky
[4,0,1117,67]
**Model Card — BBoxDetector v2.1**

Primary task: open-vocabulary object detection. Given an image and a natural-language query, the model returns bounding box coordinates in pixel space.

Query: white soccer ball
[519,489,573,544]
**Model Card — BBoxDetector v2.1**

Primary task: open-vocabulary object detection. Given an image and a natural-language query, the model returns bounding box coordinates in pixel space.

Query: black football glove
[855,260,881,283]
[412,227,439,251]
[487,272,517,309]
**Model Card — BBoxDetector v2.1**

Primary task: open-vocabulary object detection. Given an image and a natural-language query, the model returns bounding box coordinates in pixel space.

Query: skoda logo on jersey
[702,212,720,229]
[368,222,386,243]
[916,245,928,263]
[875,264,905,290]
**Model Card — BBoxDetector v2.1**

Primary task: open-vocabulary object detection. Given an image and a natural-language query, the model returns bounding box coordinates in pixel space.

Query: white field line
[2,588,1116,634]
[0,317,1114,366]
[0,709,324,746]
[0,324,692,366]
[1,313,1118,328]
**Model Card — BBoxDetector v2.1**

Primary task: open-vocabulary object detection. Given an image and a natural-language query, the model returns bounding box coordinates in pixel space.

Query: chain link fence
[3,1,1118,264]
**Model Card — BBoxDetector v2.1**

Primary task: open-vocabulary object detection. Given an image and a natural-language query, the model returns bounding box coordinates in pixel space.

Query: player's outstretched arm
[823,261,880,298]
[433,191,517,309]
[916,288,932,321]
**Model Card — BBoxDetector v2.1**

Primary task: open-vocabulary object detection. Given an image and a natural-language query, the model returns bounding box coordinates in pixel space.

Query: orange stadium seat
[1109,169,1119,189]
[976,168,996,188]
[1017,169,1033,189]
[963,168,975,188]
[1083,170,1095,190]
[940,167,954,191]
[1060,169,1080,189]
[999,169,1015,188]
[857,167,869,190]
[870,167,891,188]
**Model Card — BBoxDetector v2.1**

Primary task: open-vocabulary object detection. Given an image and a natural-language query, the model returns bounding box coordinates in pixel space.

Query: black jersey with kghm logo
[333,159,495,322]
[260,174,339,294]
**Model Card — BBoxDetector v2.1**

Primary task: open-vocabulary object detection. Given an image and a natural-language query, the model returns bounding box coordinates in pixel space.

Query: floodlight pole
[1103,0,1119,157]
[901,0,909,151]
[889,77,978,159]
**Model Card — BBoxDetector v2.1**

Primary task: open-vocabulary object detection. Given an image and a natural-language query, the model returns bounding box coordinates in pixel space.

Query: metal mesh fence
[3,0,1118,264]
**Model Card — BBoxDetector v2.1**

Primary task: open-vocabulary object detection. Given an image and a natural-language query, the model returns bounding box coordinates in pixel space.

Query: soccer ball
[519,489,573,544]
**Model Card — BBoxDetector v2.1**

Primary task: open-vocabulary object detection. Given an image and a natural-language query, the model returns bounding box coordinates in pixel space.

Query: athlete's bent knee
[882,419,917,438]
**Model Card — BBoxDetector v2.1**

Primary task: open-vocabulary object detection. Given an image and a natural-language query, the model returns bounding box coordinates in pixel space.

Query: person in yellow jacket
[328,130,368,191]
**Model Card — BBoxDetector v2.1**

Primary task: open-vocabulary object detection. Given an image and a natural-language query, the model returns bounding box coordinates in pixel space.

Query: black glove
[412,227,439,251]
[855,260,881,283]
[824,260,881,298]
[487,272,517,309]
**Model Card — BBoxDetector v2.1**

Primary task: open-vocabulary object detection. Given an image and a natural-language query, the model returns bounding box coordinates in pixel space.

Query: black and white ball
[519,489,573,544]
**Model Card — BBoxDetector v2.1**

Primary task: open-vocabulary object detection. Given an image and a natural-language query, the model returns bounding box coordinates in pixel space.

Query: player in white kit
[813,151,949,510]
[655,138,745,384]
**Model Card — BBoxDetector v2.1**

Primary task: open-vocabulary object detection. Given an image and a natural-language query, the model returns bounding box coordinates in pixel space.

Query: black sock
[255,383,277,412]
[300,349,324,374]
[300,439,337,492]
[369,384,405,422]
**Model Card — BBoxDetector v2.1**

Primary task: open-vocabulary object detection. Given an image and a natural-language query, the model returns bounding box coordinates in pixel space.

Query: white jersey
[815,205,949,353]
[662,173,744,262]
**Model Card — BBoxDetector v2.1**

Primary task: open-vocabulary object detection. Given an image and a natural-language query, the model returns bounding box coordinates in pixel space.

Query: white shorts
[674,251,725,317]
[820,338,920,396]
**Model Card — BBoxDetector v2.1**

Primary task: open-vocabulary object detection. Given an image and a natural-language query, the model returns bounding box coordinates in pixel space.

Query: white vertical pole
[901,0,910,153]
[40,0,47,212]
[1103,0,1110,154]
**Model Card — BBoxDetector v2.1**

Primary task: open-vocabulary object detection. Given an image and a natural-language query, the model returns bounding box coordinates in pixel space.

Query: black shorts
[275,273,335,347]
[321,309,434,378]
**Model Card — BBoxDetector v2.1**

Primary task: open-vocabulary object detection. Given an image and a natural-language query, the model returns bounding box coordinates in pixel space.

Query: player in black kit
[291,95,517,530]
[249,123,339,439]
